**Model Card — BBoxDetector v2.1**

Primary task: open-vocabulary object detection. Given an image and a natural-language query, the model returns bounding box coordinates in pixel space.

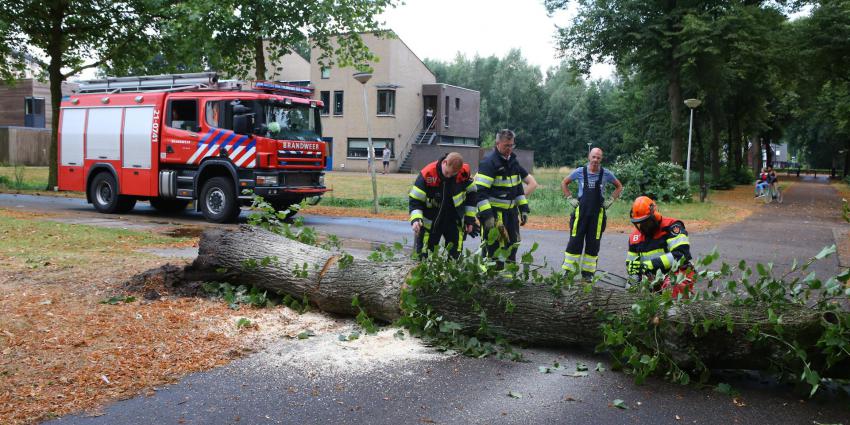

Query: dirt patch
[161,226,206,239]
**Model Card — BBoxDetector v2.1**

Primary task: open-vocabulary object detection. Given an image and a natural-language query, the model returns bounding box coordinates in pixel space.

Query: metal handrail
[401,115,434,161]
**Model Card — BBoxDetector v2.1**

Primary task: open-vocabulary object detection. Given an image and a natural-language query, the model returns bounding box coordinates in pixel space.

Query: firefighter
[474,129,539,268]
[626,196,694,298]
[409,152,478,258]
[561,147,623,279]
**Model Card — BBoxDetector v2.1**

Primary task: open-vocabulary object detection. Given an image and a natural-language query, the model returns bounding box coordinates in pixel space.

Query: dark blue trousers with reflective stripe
[415,220,464,259]
[564,207,606,274]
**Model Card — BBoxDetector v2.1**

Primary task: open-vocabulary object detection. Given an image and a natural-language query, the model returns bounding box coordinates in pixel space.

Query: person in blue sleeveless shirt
[560,148,623,279]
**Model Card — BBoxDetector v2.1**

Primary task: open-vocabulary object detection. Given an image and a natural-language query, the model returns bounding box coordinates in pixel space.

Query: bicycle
[763,183,783,204]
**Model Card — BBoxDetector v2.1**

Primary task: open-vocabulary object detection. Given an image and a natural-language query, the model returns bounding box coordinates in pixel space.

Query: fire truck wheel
[200,177,240,223]
[90,172,135,214]
[150,198,190,214]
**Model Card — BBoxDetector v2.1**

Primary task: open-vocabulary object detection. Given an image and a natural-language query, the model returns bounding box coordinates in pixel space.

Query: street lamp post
[684,98,702,185]
[354,71,379,214]
[587,142,592,154]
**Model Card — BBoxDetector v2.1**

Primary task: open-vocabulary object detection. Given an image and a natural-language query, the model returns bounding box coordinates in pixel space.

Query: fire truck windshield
[258,101,319,141]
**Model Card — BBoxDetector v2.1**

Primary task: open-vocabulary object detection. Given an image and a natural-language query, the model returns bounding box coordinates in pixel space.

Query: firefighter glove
[568,197,579,209]
[520,212,528,226]
[603,198,614,209]
[627,259,645,275]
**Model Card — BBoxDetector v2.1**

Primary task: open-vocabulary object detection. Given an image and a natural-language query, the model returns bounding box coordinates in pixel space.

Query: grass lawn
[0,165,50,191]
[319,168,760,232]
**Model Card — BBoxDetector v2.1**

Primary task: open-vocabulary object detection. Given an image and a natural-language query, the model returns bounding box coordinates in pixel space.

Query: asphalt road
[0,178,841,279]
[2,177,849,424]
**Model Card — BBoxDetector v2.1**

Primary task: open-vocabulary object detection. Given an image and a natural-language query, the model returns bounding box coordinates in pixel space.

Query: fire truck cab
[57,73,328,223]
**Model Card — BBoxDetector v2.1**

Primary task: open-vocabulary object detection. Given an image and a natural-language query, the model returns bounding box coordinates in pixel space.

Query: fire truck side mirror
[233,115,251,135]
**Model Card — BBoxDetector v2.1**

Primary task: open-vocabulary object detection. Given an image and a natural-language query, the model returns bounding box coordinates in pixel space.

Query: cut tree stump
[145,225,848,375]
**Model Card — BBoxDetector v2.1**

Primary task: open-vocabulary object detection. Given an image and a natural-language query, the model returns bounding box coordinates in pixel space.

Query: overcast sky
[378,0,614,80]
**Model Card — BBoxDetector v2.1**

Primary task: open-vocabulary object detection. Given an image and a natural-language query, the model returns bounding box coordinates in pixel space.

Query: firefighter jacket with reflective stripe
[474,148,530,220]
[626,217,692,273]
[408,159,477,228]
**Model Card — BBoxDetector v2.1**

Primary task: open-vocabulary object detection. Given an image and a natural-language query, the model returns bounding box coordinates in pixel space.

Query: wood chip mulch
[0,256,270,424]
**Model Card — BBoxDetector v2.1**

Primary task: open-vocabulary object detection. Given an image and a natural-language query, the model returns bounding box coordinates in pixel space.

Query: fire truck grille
[285,174,316,187]
[278,150,322,159]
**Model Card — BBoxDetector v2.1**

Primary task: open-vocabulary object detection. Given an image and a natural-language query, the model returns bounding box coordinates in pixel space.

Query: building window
[444,96,450,127]
[321,67,330,79]
[455,98,460,110]
[347,138,393,158]
[320,91,330,115]
[439,136,478,146]
[333,91,344,115]
[24,97,45,128]
[377,90,395,115]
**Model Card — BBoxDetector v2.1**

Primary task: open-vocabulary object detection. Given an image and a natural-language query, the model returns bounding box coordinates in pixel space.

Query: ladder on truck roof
[75,72,236,94]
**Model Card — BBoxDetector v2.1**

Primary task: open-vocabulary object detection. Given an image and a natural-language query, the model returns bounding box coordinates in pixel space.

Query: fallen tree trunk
[165,225,847,375]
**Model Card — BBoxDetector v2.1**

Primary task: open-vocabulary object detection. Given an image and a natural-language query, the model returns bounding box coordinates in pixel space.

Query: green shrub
[609,144,691,203]
[728,167,754,185]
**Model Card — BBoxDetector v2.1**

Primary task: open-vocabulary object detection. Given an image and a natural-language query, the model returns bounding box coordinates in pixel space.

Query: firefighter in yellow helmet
[626,196,695,298]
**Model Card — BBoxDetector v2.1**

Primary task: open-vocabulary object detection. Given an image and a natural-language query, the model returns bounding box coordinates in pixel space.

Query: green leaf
[714,383,738,396]
[297,330,314,339]
[611,399,628,409]
[538,366,552,374]
[439,321,463,333]
[508,391,523,399]
[235,317,252,329]
[576,362,588,371]
[814,245,836,260]
[595,362,606,372]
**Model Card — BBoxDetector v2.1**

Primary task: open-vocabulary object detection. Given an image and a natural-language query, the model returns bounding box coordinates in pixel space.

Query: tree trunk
[46,3,66,190]
[696,112,706,201]
[764,135,774,169]
[667,60,684,165]
[844,138,850,177]
[152,226,850,375]
[708,104,721,180]
[254,37,266,80]
[731,120,742,171]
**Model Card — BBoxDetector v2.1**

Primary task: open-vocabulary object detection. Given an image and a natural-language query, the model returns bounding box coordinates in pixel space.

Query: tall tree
[108,0,397,79]
[546,0,692,164]
[0,0,166,189]
[788,0,850,174]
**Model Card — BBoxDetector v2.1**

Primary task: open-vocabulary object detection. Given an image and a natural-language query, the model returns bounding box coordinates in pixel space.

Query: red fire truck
[57,72,328,223]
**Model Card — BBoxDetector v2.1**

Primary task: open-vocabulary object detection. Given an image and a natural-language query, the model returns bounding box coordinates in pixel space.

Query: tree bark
[667,60,684,165]
[254,37,266,80]
[154,226,850,375]
[731,119,742,171]
[708,104,721,181]
[46,2,66,190]
[844,138,850,177]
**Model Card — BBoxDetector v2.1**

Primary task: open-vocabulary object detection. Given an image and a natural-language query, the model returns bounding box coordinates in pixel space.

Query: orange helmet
[630,196,661,223]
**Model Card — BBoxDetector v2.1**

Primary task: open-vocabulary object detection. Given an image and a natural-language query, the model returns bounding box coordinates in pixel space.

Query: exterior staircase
[398,148,416,173]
